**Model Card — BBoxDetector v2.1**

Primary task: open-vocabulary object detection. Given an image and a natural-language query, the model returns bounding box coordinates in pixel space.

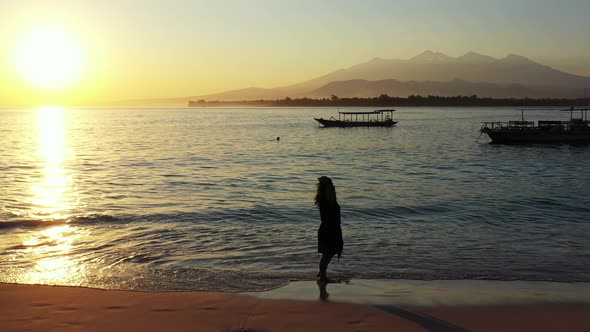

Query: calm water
[1,107,589,292]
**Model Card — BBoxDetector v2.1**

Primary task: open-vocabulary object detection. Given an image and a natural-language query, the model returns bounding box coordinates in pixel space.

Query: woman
[315,176,343,282]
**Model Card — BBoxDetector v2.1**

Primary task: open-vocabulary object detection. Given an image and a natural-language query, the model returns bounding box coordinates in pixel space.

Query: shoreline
[2,280,590,332]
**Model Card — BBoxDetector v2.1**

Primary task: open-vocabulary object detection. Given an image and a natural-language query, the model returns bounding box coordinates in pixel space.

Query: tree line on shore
[188,94,590,107]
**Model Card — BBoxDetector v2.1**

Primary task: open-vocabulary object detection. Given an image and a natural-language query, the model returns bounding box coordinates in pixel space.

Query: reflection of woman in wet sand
[315,176,343,282]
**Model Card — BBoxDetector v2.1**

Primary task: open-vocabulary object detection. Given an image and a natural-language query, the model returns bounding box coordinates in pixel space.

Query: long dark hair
[315,176,337,207]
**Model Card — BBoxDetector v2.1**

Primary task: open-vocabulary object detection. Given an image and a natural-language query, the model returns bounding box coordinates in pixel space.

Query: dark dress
[318,202,343,255]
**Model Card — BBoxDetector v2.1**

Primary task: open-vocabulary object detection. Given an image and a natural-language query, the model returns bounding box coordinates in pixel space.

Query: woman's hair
[315,176,337,206]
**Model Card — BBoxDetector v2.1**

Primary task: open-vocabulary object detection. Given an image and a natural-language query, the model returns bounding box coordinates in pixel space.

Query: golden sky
[1,0,589,107]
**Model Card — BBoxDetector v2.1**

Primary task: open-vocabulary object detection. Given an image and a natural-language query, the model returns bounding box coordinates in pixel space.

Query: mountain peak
[368,57,386,63]
[502,53,536,64]
[456,51,497,63]
[410,50,454,63]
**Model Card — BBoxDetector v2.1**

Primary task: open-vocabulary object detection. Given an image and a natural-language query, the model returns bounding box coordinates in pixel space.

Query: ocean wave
[0,214,120,230]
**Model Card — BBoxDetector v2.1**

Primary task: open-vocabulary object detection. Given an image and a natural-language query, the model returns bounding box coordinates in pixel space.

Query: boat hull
[482,129,590,145]
[314,118,397,128]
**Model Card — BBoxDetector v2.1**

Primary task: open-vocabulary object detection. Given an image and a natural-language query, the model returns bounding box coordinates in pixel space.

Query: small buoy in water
[276,137,280,141]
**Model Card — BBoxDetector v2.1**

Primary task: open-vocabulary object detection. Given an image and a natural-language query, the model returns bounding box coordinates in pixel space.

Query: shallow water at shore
[251,279,590,306]
[1,107,589,291]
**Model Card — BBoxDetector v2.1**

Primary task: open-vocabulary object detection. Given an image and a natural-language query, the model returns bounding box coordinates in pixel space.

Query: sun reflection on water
[29,106,77,220]
[16,107,88,286]
[19,225,89,285]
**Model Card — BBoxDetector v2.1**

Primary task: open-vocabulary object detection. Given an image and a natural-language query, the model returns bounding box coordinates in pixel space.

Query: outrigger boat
[314,109,397,127]
[480,107,590,144]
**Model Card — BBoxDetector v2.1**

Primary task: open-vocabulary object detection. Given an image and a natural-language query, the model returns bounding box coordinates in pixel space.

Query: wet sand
[2,280,590,332]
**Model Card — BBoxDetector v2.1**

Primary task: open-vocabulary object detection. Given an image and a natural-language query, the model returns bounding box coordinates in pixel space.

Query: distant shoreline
[188,95,590,108]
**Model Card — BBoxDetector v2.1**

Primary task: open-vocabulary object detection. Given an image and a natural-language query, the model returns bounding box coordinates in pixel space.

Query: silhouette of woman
[315,176,343,282]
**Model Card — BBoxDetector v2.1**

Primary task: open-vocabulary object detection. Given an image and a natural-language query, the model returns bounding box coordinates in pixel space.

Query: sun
[13,25,85,91]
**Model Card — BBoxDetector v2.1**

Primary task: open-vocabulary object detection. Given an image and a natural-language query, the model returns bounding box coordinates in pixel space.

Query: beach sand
[2,281,590,332]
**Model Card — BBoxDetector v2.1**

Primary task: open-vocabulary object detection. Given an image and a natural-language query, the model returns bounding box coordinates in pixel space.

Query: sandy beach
[2,281,590,332]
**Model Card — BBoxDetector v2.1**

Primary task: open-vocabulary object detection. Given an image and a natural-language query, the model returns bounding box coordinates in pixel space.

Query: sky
[1,0,589,106]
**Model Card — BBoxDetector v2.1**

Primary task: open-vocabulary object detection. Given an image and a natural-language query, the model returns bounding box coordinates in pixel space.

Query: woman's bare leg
[319,253,334,280]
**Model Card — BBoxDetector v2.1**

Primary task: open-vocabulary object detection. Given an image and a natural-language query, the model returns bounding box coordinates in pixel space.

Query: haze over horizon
[1,0,590,107]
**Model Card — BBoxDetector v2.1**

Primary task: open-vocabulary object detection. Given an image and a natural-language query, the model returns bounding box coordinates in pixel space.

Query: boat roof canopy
[338,109,395,115]
[515,107,590,111]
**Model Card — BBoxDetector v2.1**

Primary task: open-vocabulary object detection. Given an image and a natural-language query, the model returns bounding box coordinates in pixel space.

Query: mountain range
[116,51,590,106]
[186,51,590,102]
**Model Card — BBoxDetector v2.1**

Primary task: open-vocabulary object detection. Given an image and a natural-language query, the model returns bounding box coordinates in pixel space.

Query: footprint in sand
[104,305,128,310]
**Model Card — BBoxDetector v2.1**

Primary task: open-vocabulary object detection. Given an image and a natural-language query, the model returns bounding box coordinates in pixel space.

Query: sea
[1,107,589,292]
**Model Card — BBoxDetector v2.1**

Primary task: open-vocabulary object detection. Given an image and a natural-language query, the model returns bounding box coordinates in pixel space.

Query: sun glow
[13,25,85,91]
